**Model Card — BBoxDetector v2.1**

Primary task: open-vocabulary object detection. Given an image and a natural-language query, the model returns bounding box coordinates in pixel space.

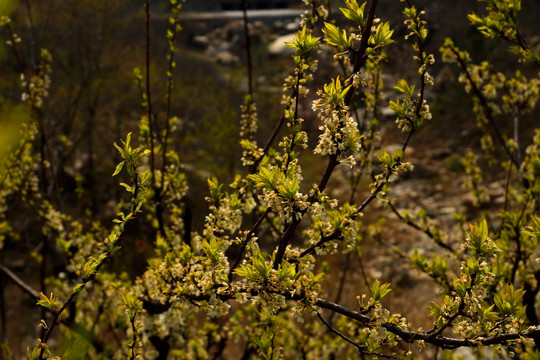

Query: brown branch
[272,216,302,270]
[162,5,181,191]
[5,22,25,73]
[24,0,37,71]
[344,0,379,107]
[144,0,156,187]
[37,171,142,360]
[312,297,537,350]
[228,208,271,281]
[144,0,166,238]
[426,300,465,339]
[315,310,369,354]
[241,0,253,98]
[249,109,287,173]
[0,262,105,353]
[128,315,138,360]
[387,200,454,252]
[490,0,539,68]
[271,5,384,264]
[142,283,540,351]
[0,262,40,299]
[299,228,342,258]
[451,47,520,169]
[328,252,351,325]
[272,152,340,269]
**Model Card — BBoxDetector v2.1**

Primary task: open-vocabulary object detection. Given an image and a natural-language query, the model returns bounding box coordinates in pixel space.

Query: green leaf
[371,279,391,302]
[28,343,50,360]
[36,292,51,309]
[410,248,428,270]
[113,142,124,156]
[428,301,441,316]
[466,219,497,257]
[340,0,367,26]
[36,292,60,311]
[119,182,133,193]
[236,252,272,282]
[277,261,297,281]
[277,177,299,199]
[370,21,395,48]
[207,176,224,203]
[394,79,414,96]
[249,166,279,190]
[235,264,256,281]
[285,26,320,57]
[494,284,525,316]
[73,283,84,294]
[202,237,222,263]
[452,279,468,298]
[322,76,352,105]
[322,22,354,50]
[124,132,132,151]
[113,161,125,176]
[479,304,500,321]
[523,216,540,239]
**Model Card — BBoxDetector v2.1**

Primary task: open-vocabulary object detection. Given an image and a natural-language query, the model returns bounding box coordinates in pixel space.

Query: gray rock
[273,20,284,29]
[285,20,300,31]
[193,35,209,47]
[267,32,296,56]
[380,106,396,118]
[215,51,240,65]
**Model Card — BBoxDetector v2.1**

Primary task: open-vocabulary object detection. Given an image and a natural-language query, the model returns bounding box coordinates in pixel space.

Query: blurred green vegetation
[0,0,539,358]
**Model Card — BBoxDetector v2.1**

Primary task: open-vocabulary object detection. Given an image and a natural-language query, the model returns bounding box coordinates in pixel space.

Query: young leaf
[371,279,392,303]
[340,0,367,26]
[323,22,354,50]
[113,160,126,176]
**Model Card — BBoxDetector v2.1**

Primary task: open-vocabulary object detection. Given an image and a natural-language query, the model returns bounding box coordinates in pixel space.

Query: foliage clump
[0,0,539,359]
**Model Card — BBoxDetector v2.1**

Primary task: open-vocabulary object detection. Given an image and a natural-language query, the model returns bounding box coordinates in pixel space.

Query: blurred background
[0,0,539,357]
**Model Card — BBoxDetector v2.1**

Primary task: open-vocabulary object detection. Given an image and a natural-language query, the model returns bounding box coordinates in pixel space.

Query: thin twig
[450,47,520,170]
[328,252,351,324]
[0,262,105,352]
[162,5,181,191]
[0,262,40,299]
[249,108,287,173]
[144,0,156,187]
[387,200,454,252]
[241,0,253,98]
[24,0,37,71]
[315,310,369,353]
[228,208,271,281]
[5,22,25,73]
[37,171,142,360]
[144,0,166,238]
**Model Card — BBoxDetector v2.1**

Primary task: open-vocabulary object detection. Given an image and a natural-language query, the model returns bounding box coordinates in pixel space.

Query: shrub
[0,0,539,359]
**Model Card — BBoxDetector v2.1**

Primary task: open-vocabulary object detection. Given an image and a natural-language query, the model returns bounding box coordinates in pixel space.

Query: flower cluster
[300,0,328,28]
[249,165,310,223]
[313,77,361,164]
[22,49,52,109]
[4,0,540,359]
[240,98,258,138]
[239,96,263,166]
[204,190,244,236]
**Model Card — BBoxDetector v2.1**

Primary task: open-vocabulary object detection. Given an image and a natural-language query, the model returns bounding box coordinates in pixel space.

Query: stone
[267,32,296,56]
[193,35,209,47]
[215,51,240,65]
[285,20,300,31]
